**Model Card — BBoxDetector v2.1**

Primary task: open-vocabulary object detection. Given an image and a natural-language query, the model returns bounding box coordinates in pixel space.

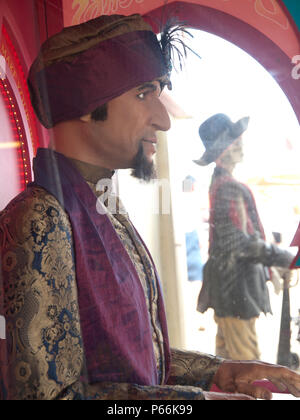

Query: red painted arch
[145,2,300,124]
[62,0,300,123]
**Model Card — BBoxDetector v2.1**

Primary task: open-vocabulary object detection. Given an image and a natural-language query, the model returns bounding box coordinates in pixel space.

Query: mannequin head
[216,135,244,172]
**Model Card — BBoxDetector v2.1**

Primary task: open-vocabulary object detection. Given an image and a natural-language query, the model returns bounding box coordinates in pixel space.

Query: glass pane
[168,29,300,365]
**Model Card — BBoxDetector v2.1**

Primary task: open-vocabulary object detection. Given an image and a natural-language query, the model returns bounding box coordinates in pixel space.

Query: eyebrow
[137,82,162,94]
[137,83,158,91]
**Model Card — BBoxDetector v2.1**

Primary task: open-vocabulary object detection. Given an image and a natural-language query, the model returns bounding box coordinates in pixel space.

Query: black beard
[131,142,156,182]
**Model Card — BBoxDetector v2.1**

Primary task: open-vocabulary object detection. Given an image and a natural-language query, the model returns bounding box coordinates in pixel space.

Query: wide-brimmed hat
[193,113,250,166]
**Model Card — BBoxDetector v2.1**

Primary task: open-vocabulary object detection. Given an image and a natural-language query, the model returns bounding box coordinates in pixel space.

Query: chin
[131,163,156,182]
[130,143,156,182]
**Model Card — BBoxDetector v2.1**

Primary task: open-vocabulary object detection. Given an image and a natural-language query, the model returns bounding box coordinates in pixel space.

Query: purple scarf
[32,148,171,385]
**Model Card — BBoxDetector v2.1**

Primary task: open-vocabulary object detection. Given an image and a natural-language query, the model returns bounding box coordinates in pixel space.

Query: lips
[142,138,157,144]
[142,139,157,155]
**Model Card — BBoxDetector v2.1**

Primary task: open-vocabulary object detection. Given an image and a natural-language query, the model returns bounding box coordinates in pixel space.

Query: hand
[212,360,300,400]
[270,267,283,295]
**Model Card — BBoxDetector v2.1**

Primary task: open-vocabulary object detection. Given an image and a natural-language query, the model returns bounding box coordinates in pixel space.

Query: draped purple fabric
[32,148,171,385]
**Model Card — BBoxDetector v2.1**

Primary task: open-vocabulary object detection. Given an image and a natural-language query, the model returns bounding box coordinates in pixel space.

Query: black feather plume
[159,18,201,80]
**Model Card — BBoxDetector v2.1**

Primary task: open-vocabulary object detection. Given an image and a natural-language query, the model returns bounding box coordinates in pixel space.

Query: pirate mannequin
[196,113,294,361]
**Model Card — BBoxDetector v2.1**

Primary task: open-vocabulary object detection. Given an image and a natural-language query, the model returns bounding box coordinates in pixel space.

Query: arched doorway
[63,0,300,122]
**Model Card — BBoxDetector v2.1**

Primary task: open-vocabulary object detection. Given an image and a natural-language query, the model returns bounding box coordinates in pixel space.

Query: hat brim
[193,116,250,166]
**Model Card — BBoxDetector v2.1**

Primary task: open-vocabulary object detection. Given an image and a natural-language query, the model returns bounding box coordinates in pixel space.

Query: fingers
[265,366,300,398]
[234,363,300,399]
[213,360,300,400]
[276,378,300,398]
[203,391,256,401]
[235,382,273,401]
[268,377,288,393]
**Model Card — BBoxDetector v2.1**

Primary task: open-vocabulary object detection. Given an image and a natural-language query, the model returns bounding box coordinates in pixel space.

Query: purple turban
[28,14,169,128]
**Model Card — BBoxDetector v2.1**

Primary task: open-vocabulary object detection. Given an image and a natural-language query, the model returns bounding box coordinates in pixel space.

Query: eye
[137,92,147,100]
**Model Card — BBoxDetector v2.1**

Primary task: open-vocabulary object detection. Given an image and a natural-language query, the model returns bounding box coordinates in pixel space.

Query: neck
[69,156,114,184]
[216,160,236,175]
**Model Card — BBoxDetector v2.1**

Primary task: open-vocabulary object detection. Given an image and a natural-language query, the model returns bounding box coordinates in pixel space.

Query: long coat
[198,167,293,320]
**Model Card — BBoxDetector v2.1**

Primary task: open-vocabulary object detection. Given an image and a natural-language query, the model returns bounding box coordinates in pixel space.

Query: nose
[152,97,171,132]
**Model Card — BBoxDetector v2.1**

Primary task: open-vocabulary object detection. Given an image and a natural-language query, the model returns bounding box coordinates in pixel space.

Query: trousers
[214,315,261,360]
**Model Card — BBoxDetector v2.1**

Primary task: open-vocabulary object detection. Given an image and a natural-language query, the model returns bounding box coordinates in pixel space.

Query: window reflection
[167,29,300,365]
